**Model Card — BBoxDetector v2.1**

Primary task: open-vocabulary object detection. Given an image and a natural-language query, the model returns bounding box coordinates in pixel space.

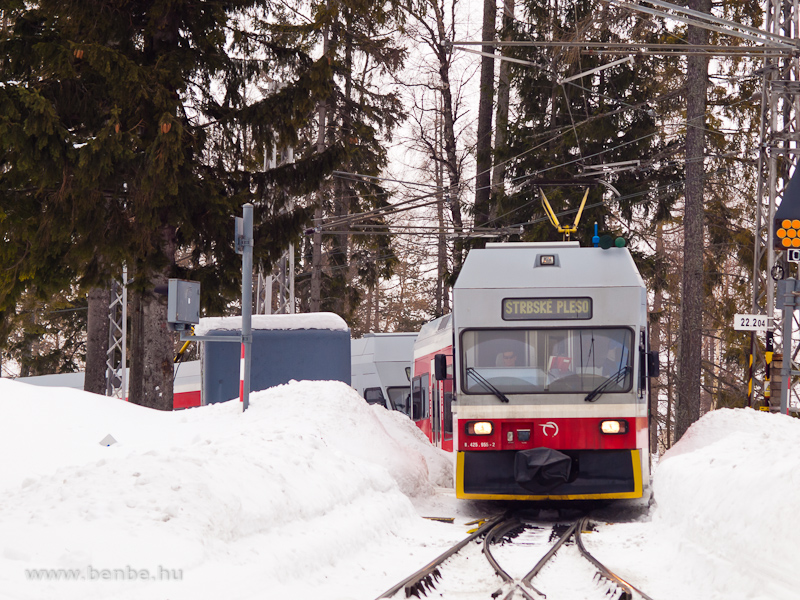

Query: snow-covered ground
[0,378,798,600]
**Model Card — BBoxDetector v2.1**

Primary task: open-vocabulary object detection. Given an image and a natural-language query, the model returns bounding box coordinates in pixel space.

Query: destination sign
[502,297,592,320]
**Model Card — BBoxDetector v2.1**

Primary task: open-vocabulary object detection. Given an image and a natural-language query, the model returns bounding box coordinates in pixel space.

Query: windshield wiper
[584,366,630,403]
[466,367,510,403]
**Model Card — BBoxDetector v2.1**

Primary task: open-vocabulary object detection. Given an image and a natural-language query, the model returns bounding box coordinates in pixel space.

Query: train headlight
[600,420,628,434]
[466,421,493,435]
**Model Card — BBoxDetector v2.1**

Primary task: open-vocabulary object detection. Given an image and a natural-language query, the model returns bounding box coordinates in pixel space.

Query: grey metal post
[120,264,127,400]
[780,279,795,414]
[287,146,295,313]
[242,203,254,411]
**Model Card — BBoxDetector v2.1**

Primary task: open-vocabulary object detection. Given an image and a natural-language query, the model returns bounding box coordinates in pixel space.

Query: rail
[376,513,655,600]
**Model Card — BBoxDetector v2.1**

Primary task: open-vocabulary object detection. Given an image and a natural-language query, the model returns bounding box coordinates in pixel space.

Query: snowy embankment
[592,408,800,600]
[0,379,455,600]
[648,408,800,599]
[1,377,799,600]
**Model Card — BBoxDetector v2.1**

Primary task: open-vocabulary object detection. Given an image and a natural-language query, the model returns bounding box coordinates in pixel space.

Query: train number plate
[465,441,497,449]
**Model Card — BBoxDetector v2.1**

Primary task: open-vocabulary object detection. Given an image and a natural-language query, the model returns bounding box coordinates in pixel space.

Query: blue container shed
[198,313,351,405]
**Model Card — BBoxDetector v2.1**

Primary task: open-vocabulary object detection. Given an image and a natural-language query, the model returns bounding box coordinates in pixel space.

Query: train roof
[351,333,417,363]
[454,242,645,291]
[416,314,452,342]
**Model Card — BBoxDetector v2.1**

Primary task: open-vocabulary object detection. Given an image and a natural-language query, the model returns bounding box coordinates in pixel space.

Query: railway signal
[774,168,800,251]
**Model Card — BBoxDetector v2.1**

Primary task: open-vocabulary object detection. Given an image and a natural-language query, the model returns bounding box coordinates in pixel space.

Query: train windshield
[461,328,634,395]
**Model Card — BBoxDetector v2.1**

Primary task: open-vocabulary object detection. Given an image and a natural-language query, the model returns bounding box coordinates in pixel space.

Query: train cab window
[411,375,429,421]
[461,328,634,395]
[364,387,386,406]
[386,386,409,412]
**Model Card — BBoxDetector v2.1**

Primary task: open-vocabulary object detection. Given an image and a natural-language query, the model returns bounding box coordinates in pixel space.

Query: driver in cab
[498,350,518,366]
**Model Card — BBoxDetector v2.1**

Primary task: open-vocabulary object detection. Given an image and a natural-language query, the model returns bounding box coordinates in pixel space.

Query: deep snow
[0,378,798,599]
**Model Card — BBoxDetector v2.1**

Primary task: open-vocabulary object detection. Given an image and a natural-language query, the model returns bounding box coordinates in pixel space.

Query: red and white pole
[239,343,245,403]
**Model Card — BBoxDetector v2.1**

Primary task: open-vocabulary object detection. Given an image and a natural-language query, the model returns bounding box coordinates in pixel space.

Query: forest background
[0,0,776,452]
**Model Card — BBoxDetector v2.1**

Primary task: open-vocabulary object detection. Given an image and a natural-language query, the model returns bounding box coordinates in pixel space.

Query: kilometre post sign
[733,314,770,331]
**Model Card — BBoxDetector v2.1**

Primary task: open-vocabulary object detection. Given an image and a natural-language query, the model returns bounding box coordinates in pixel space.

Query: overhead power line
[451,41,794,56]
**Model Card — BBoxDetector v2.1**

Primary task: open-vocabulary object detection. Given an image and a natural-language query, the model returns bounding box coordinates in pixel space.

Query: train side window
[364,387,385,406]
[411,375,429,421]
[443,391,453,437]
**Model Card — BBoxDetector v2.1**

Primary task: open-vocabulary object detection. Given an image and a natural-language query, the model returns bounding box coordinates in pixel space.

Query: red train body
[410,314,454,451]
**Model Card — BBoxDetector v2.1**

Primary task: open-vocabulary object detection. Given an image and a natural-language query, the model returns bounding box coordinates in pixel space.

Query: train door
[428,355,454,451]
[430,358,442,447]
[441,363,453,452]
[411,373,431,439]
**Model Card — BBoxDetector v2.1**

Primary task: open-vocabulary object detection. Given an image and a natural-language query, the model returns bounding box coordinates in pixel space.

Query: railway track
[376,513,655,600]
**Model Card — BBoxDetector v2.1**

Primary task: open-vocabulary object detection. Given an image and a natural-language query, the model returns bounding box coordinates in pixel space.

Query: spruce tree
[0,1,338,407]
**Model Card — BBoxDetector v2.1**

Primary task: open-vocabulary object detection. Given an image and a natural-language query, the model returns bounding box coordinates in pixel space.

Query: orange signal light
[774,217,800,250]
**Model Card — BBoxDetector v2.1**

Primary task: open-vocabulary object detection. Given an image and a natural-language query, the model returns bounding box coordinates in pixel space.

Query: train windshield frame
[460,327,634,395]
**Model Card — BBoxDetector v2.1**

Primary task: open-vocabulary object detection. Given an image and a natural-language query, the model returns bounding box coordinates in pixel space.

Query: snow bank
[0,378,452,600]
[652,408,800,599]
[194,312,348,335]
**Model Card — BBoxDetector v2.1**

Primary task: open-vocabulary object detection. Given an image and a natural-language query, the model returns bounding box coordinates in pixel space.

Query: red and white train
[411,241,657,502]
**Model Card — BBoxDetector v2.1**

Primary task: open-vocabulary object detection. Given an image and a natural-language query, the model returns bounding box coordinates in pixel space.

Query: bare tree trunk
[364,283,374,331]
[706,341,713,410]
[310,206,323,312]
[665,298,674,450]
[331,176,350,316]
[139,285,173,411]
[422,1,465,276]
[84,286,110,394]
[333,28,354,318]
[129,287,143,403]
[129,227,176,411]
[18,329,33,377]
[473,0,496,227]
[310,22,330,314]
[675,0,709,442]
[490,0,514,211]
[435,106,446,317]
[650,223,664,451]
[373,283,380,331]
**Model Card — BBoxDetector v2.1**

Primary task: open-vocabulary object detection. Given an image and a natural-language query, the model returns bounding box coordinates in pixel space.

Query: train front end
[452,242,653,501]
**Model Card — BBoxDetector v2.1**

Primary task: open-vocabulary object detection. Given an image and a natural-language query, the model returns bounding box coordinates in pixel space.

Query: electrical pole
[750,0,800,411]
[106,266,127,399]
